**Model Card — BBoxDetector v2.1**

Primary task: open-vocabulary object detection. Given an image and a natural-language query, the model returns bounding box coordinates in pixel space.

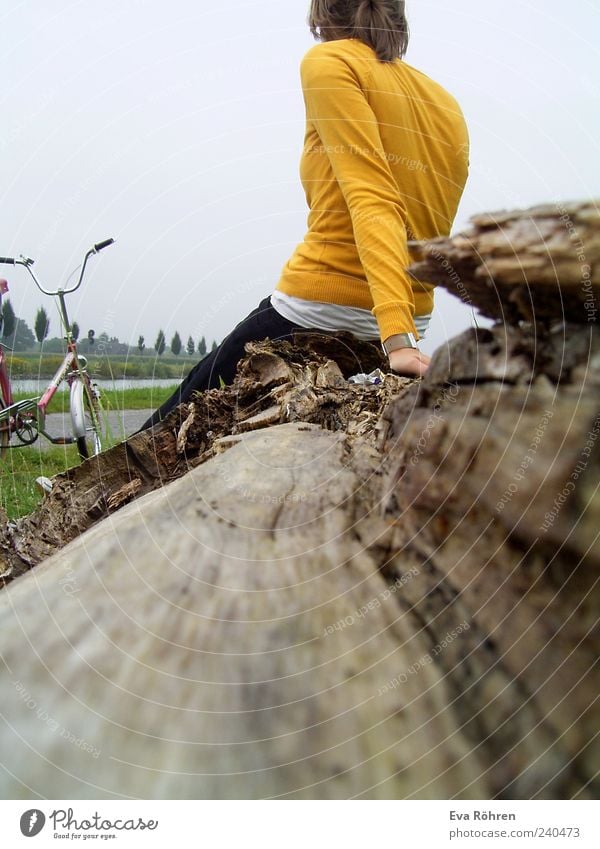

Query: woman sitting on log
[140,0,470,431]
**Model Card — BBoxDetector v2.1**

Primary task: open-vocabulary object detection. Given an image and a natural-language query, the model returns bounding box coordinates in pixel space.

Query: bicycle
[0,239,115,461]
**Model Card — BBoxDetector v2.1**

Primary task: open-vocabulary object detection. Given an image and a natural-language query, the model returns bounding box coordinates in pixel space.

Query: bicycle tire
[70,377,103,460]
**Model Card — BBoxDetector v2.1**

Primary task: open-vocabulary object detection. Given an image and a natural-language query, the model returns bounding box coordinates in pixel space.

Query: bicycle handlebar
[94,238,114,252]
[2,238,115,296]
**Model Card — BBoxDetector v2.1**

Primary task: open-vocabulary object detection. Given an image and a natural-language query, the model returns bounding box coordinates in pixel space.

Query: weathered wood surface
[0,203,598,800]
[376,341,599,798]
[408,199,599,325]
[0,423,491,800]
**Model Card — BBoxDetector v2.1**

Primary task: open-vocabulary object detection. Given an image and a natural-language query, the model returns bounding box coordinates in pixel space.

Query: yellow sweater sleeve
[300,47,418,340]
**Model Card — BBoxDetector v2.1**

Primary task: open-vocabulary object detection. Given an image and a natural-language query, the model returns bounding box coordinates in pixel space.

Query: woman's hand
[388,347,431,377]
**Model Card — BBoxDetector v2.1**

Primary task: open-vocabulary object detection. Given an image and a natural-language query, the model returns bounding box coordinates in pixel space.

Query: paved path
[20,409,152,450]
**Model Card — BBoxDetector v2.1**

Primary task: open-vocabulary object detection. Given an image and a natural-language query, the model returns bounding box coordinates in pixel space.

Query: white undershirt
[270,290,431,342]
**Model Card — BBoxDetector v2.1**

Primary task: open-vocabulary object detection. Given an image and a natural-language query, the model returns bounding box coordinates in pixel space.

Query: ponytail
[308,0,410,62]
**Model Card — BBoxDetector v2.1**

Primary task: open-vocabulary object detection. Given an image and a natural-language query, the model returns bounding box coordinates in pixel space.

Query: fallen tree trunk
[0,202,598,799]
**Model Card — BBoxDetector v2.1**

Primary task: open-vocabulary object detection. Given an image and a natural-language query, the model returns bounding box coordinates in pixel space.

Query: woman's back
[366,42,470,236]
[276,37,469,340]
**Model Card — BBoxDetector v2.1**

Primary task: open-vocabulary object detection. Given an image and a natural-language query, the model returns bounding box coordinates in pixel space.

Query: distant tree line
[0,299,35,350]
[0,299,220,355]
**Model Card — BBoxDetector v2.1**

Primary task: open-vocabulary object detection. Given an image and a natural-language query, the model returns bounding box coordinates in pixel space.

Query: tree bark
[408,199,599,326]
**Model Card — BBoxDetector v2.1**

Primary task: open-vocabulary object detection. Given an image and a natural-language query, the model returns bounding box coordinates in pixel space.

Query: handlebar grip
[0,257,15,264]
[94,238,115,252]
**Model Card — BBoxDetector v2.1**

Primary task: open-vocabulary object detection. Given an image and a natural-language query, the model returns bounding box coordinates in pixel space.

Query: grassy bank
[6,352,194,380]
[11,385,178,413]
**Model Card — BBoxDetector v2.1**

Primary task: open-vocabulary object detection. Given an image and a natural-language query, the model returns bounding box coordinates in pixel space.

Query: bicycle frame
[13,350,94,448]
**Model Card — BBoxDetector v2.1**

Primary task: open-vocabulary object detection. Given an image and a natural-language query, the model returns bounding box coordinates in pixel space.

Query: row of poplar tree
[0,300,218,356]
[138,332,218,357]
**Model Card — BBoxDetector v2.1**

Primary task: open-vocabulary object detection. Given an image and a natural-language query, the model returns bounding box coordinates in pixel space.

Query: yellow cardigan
[275,38,470,341]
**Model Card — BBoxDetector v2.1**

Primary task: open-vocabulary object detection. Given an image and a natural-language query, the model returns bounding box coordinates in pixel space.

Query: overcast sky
[1,0,598,355]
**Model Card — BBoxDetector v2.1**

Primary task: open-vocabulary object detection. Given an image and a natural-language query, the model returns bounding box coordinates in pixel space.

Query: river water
[12,378,179,394]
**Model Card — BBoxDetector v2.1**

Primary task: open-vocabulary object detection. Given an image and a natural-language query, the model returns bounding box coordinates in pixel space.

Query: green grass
[0,443,82,519]
[11,386,178,413]
[100,386,178,411]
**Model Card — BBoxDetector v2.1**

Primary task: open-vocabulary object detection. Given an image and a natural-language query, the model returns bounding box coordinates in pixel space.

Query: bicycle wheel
[70,377,103,460]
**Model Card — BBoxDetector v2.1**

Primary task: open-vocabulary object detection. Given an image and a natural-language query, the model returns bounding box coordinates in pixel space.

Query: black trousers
[139,295,316,431]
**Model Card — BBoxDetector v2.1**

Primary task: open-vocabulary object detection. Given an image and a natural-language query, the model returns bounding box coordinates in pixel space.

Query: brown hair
[308,0,410,62]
